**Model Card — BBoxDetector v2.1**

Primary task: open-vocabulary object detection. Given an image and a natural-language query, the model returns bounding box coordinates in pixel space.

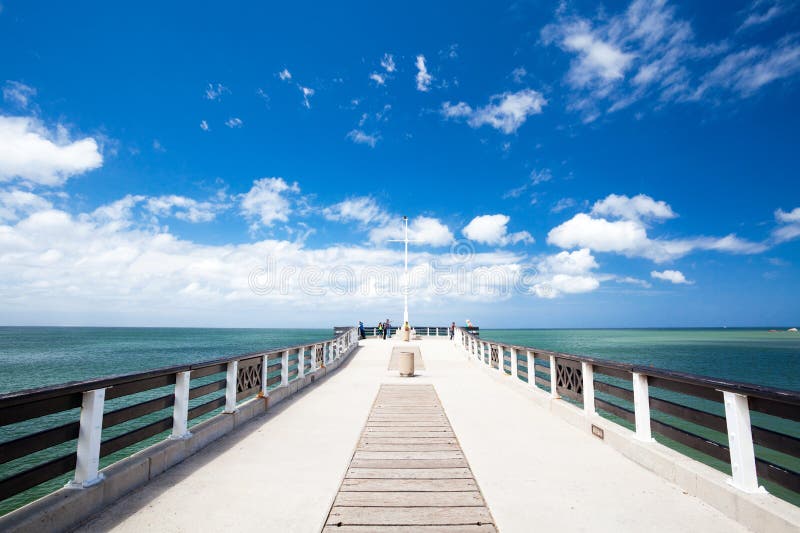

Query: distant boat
[768,329,778,332]
[789,327,799,332]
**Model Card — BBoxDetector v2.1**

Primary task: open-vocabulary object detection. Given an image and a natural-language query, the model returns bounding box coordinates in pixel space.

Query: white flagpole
[388,216,418,327]
[403,216,409,325]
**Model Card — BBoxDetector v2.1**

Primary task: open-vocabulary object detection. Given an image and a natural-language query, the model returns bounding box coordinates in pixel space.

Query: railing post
[549,355,559,398]
[260,354,269,397]
[171,371,192,439]
[722,391,763,493]
[581,362,595,416]
[281,350,289,386]
[310,345,318,372]
[224,361,238,413]
[497,345,505,374]
[632,372,653,442]
[68,388,106,488]
[526,351,534,386]
[297,348,306,379]
[510,347,518,379]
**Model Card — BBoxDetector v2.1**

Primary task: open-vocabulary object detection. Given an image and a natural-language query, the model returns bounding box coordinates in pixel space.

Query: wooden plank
[350,458,468,469]
[353,451,464,460]
[323,526,497,533]
[326,507,493,526]
[367,421,450,427]
[340,478,478,492]
[345,468,474,479]
[364,426,452,431]
[369,415,446,420]
[361,431,456,438]
[333,491,484,507]
[360,437,457,445]
[359,443,461,451]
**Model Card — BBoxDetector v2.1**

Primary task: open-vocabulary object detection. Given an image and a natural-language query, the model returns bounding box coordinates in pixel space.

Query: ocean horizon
[2,325,798,394]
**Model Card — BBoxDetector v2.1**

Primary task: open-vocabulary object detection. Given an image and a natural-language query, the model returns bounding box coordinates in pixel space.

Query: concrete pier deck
[77,338,748,532]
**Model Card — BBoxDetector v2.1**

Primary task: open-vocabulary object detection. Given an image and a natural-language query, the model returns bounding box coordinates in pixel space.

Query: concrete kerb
[462,349,800,533]
[0,342,360,533]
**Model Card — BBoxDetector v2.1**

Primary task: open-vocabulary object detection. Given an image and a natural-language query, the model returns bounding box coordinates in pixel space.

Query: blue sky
[1,0,799,328]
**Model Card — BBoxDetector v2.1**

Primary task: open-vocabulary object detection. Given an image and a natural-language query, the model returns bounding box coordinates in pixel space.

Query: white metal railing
[451,326,799,498]
[0,327,360,507]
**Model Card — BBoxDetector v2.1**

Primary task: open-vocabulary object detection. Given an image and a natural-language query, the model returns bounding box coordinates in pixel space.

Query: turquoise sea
[0,327,331,394]
[1,327,798,394]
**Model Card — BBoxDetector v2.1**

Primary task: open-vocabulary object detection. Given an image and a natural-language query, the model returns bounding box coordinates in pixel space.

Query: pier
[1,328,799,532]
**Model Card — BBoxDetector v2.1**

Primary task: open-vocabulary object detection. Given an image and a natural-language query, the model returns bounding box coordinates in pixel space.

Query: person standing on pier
[449,321,455,340]
[377,321,384,339]
[358,321,365,340]
[384,319,391,339]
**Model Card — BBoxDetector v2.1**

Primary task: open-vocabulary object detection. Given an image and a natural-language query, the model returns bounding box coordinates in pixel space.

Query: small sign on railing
[591,424,604,440]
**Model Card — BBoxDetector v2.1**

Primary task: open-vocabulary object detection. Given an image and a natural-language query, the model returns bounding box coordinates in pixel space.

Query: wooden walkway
[324,384,496,532]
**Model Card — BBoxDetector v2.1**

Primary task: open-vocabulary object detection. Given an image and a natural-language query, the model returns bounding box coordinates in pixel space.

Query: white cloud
[369,215,454,247]
[551,198,576,213]
[532,248,600,298]
[591,193,676,221]
[739,1,787,31]
[239,177,300,228]
[616,276,652,288]
[204,83,229,101]
[0,197,537,325]
[200,120,210,131]
[773,206,800,243]
[462,214,534,246]
[300,86,314,108]
[225,117,243,128]
[0,189,53,221]
[278,69,292,81]
[511,67,527,83]
[152,139,165,152]
[548,203,767,263]
[694,38,800,99]
[323,197,390,226]
[415,55,432,92]
[0,116,103,186]
[369,73,386,85]
[561,22,635,85]
[347,129,379,148]
[776,207,800,223]
[504,168,553,200]
[541,0,729,119]
[441,89,547,134]
[3,81,36,108]
[145,195,227,223]
[381,53,396,73]
[651,269,692,284]
[324,197,453,247]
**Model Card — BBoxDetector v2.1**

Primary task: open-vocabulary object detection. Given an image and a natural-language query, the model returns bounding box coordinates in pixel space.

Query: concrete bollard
[399,351,415,377]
